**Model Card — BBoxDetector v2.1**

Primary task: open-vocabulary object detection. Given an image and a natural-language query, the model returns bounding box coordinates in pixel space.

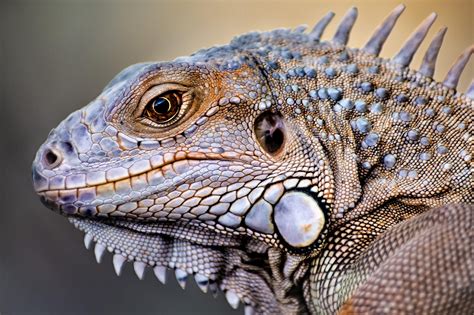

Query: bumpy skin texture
[32,6,473,315]
[336,203,473,314]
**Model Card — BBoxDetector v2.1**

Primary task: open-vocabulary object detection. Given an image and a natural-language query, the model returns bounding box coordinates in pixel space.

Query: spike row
[310,5,473,93]
[84,233,256,312]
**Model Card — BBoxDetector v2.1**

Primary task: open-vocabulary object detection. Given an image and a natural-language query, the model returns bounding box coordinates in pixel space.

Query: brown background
[1,0,472,314]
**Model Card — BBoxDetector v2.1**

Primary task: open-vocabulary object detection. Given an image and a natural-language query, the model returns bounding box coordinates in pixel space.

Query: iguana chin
[32,5,473,314]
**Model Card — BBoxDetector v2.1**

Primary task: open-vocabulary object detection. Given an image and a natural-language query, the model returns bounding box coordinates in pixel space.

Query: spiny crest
[309,4,474,94]
[325,5,473,95]
[196,4,472,97]
[314,4,472,95]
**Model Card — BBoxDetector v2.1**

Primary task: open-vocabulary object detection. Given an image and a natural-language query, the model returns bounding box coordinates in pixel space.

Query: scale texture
[32,5,473,314]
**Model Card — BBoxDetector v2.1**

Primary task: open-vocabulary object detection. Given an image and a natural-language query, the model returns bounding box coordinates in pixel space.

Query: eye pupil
[144,91,182,124]
[153,97,171,114]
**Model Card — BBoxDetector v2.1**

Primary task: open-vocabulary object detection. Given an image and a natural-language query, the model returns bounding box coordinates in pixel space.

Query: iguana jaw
[33,142,314,314]
[32,125,313,313]
[33,151,316,313]
[67,215,307,313]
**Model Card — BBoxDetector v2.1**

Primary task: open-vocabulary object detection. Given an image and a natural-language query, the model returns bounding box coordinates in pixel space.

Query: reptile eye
[144,91,182,123]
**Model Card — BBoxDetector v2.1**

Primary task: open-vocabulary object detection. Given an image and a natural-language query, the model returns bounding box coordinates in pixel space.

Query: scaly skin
[32,5,473,314]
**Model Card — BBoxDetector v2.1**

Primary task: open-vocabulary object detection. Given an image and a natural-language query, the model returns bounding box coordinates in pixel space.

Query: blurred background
[1,0,472,314]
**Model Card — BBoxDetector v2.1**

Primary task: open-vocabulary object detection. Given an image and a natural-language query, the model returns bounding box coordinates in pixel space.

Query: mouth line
[36,156,248,215]
[35,152,243,194]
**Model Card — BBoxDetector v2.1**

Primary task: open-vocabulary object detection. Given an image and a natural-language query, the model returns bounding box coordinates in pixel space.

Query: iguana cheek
[244,199,275,234]
[274,191,326,248]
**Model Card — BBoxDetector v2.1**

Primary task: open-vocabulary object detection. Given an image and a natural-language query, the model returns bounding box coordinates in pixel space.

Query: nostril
[43,149,62,169]
[45,150,58,164]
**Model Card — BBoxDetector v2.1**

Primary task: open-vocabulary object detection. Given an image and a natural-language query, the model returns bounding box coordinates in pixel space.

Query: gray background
[1,0,472,314]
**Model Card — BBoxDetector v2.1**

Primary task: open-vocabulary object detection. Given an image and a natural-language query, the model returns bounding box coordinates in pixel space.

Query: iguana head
[32,5,473,314]
[31,29,332,315]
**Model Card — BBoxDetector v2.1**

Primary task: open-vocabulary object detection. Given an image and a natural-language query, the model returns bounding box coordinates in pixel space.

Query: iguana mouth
[34,152,241,193]
[34,157,249,218]
[68,216,281,314]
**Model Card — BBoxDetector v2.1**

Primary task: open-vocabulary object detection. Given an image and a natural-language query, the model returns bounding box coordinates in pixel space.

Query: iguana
[32,5,473,314]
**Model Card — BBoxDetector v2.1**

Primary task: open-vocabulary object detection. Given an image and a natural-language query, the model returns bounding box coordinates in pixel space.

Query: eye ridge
[144,91,182,123]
